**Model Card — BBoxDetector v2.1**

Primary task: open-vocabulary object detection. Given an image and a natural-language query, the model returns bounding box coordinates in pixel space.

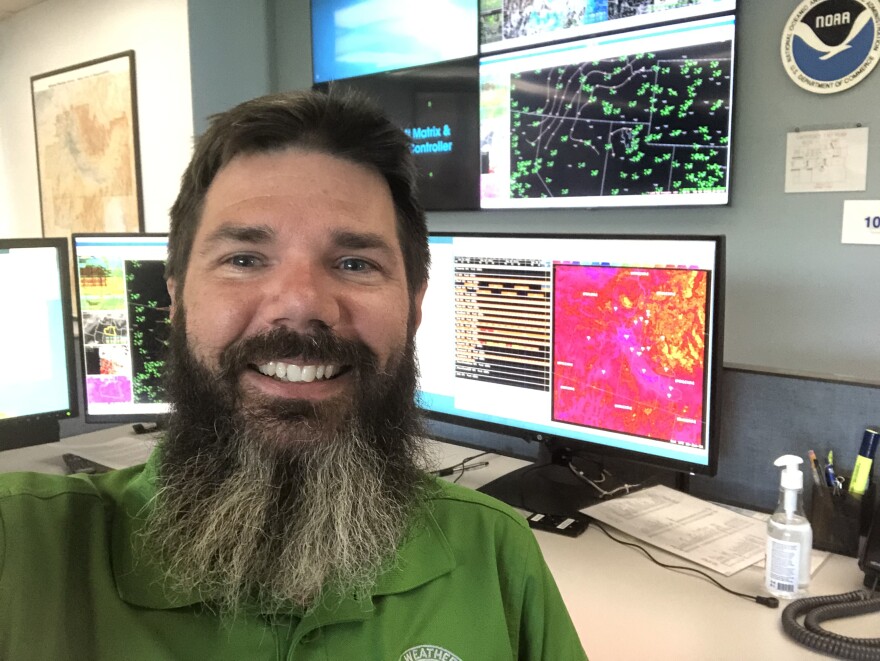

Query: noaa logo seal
[398,644,462,661]
[781,0,880,93]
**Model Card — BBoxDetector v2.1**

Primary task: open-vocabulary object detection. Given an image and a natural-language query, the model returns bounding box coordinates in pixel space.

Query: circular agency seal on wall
[781,0,880,93]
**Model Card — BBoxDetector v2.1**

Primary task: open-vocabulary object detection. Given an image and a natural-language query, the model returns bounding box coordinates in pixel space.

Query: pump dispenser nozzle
[774,454,804,491]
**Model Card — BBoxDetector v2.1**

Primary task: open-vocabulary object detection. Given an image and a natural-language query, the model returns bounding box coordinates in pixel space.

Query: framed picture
[31,51,144,240]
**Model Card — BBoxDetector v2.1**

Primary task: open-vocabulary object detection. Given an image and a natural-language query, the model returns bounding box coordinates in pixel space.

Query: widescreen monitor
[479,0,737,54]
[480,14,736,209]
[311,0,478,83]
[415,232,725,510]
[72,234,171,424]
[0,238,78,449]
[316,57,480,210]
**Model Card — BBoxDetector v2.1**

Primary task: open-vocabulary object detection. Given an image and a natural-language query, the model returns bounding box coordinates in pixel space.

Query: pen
[824,450,837,489]
[807,449,822,486]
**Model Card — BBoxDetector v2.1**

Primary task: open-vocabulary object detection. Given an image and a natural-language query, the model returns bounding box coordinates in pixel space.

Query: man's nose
[260,263,342,332]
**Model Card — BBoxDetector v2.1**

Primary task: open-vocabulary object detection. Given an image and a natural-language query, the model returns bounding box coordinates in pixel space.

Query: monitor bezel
[71,232,170,425]
[0,237,79,448]
[417,231,725,477]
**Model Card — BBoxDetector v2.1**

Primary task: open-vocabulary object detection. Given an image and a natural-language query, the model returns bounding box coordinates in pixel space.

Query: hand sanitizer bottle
[765,454,813,598]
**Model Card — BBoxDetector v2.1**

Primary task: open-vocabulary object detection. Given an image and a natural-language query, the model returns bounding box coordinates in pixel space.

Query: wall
[187,0,273,136]
[0,0,194,237]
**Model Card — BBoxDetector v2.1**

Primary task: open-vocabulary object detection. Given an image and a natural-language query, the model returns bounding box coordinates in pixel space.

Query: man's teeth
[257,361,338,383]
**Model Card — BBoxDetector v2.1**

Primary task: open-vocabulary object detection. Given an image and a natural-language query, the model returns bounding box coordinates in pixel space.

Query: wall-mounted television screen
[480,14,735,209]
[311,0,478,83]
[479,0,737,54]
[316,57,481,210]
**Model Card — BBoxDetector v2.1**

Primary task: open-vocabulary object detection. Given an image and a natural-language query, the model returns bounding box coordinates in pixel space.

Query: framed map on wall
[31,51,144,241]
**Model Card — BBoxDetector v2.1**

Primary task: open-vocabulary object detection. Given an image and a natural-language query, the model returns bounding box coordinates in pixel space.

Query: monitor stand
[477,446,609,516]
[0,418,61,451]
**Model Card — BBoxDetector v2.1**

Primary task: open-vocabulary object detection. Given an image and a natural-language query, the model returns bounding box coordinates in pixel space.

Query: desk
[2,428,878,660]
[432,443,878,661]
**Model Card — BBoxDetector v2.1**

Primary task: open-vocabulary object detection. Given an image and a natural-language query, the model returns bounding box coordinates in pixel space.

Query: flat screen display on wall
[479,0,737,54]
[315,57,481,211]
[310,2,736,211]
[311,0,479,83]
[479,14,735,209]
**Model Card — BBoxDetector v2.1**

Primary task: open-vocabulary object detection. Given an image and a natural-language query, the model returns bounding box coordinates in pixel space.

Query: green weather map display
[125,259,170,405]
[78,246,170,415]
[505,39,732,201]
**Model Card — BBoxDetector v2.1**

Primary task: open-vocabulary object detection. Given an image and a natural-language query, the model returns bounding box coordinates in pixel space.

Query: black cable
[567,460,643,499]
[591,520,779,608]
[781,590,880,660]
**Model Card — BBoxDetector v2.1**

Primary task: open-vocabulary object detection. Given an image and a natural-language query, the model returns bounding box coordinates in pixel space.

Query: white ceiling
[0,0,46,21]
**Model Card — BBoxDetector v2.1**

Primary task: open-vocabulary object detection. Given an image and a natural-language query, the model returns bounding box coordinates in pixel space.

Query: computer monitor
[0,238,78,450]
[416,232,725,513]
[72,234,171,424]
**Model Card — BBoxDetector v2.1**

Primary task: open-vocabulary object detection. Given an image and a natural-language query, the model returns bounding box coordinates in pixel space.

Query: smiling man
[0,90,587,660]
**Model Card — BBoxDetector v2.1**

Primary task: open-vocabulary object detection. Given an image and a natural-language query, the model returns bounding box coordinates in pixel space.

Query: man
[0,90,587,660]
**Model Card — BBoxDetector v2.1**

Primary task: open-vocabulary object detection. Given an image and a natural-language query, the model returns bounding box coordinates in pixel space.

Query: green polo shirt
[0,455,587,660]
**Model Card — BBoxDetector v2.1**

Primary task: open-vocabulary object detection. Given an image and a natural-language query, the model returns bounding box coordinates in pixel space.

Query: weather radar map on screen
[416,233,724,476]
[73,234,170,422]
[552,263,708,447]
[480,14,736,208]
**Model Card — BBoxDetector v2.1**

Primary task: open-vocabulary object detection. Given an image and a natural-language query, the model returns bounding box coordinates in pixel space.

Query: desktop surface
[0,428,876,660]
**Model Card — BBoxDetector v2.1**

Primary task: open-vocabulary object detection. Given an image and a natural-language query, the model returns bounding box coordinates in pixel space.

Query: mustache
[216,325,379,380]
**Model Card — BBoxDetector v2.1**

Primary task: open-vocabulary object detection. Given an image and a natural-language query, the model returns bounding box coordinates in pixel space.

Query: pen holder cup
[809,479,876,557]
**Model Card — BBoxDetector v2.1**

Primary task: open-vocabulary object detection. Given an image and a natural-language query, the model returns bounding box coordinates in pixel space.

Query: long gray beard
[140,317,429,618]
[143,421,424,617]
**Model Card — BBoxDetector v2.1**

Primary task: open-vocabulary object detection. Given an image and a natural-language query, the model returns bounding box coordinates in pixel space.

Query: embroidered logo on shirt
[398,644,462,661]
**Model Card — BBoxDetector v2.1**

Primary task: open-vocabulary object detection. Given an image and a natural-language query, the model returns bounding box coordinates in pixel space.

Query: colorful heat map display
[552,264,708,447]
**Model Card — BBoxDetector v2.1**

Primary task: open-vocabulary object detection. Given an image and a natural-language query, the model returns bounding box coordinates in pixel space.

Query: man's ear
[166,277,178,321]
[411,282,427,331]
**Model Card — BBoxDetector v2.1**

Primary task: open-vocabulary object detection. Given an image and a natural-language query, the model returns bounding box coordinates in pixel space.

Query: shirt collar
[111,452,457,614]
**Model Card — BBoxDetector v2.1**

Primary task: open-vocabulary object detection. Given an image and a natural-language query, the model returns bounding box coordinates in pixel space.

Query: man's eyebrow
[201,223,275,249]
[330,229,396,254]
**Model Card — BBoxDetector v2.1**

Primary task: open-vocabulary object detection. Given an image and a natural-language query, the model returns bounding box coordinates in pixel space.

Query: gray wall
[181,0,880,512]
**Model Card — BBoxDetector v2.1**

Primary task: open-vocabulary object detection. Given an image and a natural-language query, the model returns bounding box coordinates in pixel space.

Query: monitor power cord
[567,460,642,499]
[591,521,779,609]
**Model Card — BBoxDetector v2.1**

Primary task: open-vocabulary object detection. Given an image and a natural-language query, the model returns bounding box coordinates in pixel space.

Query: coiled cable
[782,590,880,659]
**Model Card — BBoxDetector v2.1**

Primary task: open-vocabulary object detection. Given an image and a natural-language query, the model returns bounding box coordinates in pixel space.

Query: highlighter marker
[848,426,880,496]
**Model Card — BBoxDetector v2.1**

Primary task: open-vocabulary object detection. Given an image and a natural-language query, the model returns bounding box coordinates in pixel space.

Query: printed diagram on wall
[31,51,144,240]
[784,126,869,193]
